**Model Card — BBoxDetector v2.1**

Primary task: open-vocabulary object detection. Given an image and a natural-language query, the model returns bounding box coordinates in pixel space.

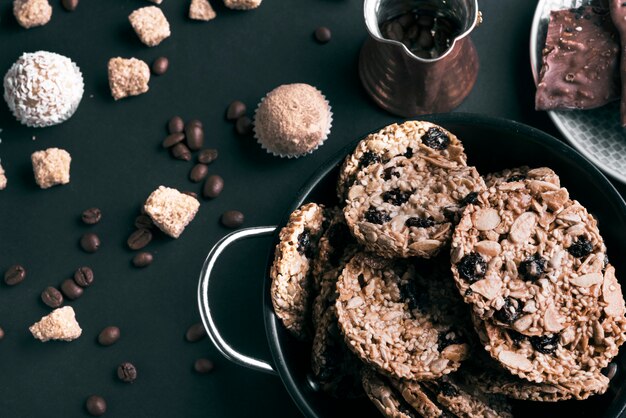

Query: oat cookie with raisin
[270,202,325,340]
[335,253,470,381]
[344,157,485,259]
[337,121,467,201]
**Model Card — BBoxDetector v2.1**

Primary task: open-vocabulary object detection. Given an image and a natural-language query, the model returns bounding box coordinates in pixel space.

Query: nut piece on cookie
[189,0,216,21]
[107,57,150,100]
[129,6,171,47]
[31,148,71,189]
[144,186,200,238]
[0,163,7,190]
[13,0,52,29]
[29,306,82,342]
[224,0,262,10]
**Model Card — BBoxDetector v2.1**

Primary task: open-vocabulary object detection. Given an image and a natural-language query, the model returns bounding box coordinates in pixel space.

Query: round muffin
[3,51,84,128]
[254,83,332,158]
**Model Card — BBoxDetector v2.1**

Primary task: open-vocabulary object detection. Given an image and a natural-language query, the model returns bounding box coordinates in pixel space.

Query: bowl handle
[197,226,278,375]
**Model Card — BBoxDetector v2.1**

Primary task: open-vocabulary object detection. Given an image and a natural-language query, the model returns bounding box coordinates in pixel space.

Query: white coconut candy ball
[3,51,84,128]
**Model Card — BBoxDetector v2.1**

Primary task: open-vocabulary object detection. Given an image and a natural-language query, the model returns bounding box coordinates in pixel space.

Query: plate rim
[529,0,626,184]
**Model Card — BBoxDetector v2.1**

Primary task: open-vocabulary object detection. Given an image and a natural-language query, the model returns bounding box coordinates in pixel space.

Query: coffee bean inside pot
[127,229,152,250]
[98,326,121,346]
[185,121,204,151]
[81,207,102,225]
[190,164,209,183]
[168,116,184,134]
[162,133,185,148]
[185,323,207,342]
[198,149,218,164]
[85,395,107,416]
[41,286,64,308]
[194,358,214,374]
[4,264,26,286]
[61,278,84,300]
[203,175,224,199]
[221,210,244,228]
[226,101,246,120]
[132,252,153,268]
[171,143,192,161]
[235,116,253,136]
[74,266,94,287]
[117,362,138,383]
[151,56,169,75]
[80,233,101,253]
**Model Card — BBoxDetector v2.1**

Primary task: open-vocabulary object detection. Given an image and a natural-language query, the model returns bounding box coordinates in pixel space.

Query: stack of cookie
[269,121,626,417]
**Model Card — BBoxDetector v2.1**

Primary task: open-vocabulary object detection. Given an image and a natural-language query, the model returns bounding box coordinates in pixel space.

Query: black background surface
[0,1,623,417]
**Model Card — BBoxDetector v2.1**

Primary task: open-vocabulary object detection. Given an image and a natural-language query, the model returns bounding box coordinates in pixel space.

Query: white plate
[530,0,626,184]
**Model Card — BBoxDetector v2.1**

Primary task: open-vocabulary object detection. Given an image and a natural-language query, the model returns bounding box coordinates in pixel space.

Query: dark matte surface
[0,1,624,417]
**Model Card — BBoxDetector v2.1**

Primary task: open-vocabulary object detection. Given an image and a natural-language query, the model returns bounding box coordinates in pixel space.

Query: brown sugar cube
[129,6,171,47]
[223,0,261,10]
[143,186,200,238]
[31,148,71,189]
[108,57,150,100]
[189,0,216,21]
[29,306,82,342]
[13,0,52,29]
[0,163,6,190]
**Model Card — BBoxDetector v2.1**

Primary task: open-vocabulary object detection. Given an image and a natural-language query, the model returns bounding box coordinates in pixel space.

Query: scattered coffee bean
[80,233,101,253]
[0,327,4,340]
[203,175,224,199]
[185,322,207,342]
[62,0,78,11]
[98,326,121,346]
[185,121,204,151]
[182,191,198,199]
[221,210,244,228]
[134,214,153,229]
[162,132,185,148]
[85,395,107,416]
[4,264,26,286]
[168,116,184,134]
[171,143,192,161]
[226,101,246,120]
[604,362,618,381]
[314,26,332,43]
[151,56,169,75]
[132,252,153,268]
[127,228,152,250]
[81,207,102,225]
[235,116,253,136]
[197,148,218,164]
[117,362,138,383]
[189,164,209,183]
[74,266,94,287]
[194,358,214,374]
[61,278,84,300]
[41,286,64,308]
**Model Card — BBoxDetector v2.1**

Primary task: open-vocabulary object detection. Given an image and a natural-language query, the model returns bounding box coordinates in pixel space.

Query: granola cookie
[270,202,325,339]
[344,156,485,258]
[337,121,467,201]
[361,368,420,418]
[335,253,470,381]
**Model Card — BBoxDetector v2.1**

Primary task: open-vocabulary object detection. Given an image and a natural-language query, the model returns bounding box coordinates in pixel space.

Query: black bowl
[262,113,626,418]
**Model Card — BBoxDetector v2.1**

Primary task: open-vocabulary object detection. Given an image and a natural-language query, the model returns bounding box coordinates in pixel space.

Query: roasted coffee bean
[183,191,198,199]
[568,236,593,258]
[457,252,486,282]
[74,266,94,287]
[85,395,107,416]
[4,264,26,286]
[81,207,102,225]
[185,121,204,151]
[41,286,64,308]
[198,148,218,164]
[117,362,138,383]
[0,327,4,340]
[132,252,153,268]
[98,326,121,346]
[162,132,185,148]
[314,26,332,43]
[194,358,215,374]
[168,116,184,134]
[189,164,209,183]
[62,0,78,11]
[235,116,253,136]
[226,101,246,120]
[80,233,101,253]
[134,214,153,229]
[422,127,450,150]
[127,229,152,250]
[185,322,207,342]
[151,56,169,75]
[61,279,83,300]
[221,210,244,228]
[171,143,192,161]
[203,175,224,199]
[603,362,618,381]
